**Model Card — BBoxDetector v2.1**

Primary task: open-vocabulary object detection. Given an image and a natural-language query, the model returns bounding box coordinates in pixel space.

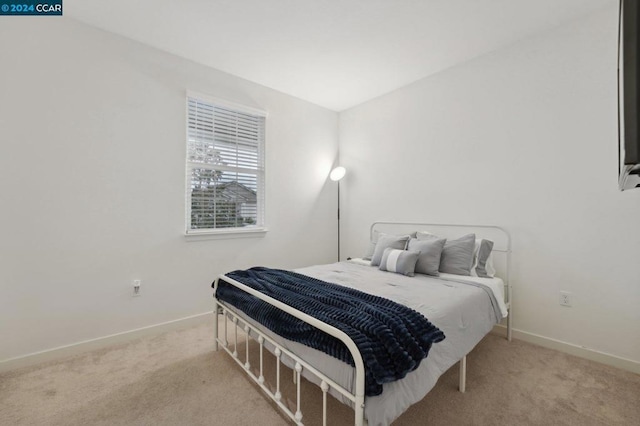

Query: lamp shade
[329,166,346,181]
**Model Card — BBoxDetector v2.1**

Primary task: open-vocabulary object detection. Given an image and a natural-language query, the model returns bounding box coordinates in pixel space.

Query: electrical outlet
[559,291,571,307]
[133,279,141,297]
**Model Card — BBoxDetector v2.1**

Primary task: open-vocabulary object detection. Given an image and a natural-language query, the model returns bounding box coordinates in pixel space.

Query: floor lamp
[329,166,346,262]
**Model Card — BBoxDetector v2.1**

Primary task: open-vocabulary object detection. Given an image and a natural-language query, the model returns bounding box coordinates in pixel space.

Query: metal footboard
[213,275,366,426]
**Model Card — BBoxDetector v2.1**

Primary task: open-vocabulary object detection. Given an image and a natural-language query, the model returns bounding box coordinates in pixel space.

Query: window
[186,92,266,235]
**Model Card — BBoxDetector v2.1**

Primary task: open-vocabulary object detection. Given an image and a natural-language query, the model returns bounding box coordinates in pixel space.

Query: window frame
[185,91,267,239]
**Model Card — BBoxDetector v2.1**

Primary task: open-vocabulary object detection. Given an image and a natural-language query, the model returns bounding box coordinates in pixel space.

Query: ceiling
[66,0,614,111]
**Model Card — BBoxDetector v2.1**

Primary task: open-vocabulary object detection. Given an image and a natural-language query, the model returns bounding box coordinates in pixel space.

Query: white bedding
[227,260,506,425]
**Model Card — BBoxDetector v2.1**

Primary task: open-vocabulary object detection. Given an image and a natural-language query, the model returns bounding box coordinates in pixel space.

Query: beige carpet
[1,317,638,426]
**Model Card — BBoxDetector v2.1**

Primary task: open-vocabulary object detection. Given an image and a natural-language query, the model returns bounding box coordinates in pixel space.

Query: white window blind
[186,93,265,233]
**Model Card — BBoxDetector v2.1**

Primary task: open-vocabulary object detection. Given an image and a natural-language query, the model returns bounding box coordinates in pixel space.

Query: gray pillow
[407,237,447,276]
[363,243,376,261]
[364,231,416,261]
[419,233,476,275]
[378,249,420,277]
[363,230,380,260]
[370,234,410,266]
[474,239,494,278]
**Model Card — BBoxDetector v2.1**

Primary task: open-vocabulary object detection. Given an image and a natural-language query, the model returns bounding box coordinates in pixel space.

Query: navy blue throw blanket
[214,267,445,396]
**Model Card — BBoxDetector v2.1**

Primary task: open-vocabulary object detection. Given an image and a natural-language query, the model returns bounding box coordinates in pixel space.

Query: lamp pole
[337,181,341,262]
[329,166,346,263]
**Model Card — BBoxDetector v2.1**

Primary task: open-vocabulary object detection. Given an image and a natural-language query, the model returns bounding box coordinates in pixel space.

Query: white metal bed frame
[212,222,512,426]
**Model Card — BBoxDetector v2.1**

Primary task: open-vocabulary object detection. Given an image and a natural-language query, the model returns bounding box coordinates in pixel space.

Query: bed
[212,222,512,426]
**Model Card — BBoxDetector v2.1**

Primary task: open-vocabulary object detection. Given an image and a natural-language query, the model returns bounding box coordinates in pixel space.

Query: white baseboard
[0,312,213,373]
[492,324,640,375]
[4,314,637,376]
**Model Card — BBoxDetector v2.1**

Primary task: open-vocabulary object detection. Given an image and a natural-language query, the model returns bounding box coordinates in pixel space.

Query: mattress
[223,260,504,425]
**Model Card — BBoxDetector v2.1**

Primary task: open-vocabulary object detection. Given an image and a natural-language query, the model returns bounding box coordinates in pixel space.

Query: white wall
[0,18,338,361]
[339,5,640,365]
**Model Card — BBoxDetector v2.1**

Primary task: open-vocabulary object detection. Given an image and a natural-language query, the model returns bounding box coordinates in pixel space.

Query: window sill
[185,227,268,241]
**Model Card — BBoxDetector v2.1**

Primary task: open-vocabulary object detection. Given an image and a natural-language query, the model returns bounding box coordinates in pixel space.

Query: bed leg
[507,313,512,342]
[459,356,466,393]
[213,297,219,352]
